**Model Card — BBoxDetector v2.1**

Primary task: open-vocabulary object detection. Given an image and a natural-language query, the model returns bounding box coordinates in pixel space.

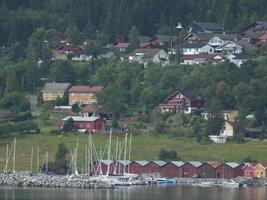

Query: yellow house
[221,121,235,137]
[254,163,267,178]
[41,83,71,102]
[68,85,103,105]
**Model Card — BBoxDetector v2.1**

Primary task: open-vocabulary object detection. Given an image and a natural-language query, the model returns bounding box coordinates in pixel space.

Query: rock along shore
[0,172,114,189]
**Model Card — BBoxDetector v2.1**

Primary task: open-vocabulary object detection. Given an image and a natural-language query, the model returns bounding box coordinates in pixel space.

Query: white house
[129,48,169,67]
[180,43,214,55]
[215,41,242,54]
[226,54,249,67]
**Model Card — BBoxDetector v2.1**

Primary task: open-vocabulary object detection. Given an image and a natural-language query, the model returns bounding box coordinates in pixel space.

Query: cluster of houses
[41,82,107,132]
[92,160,267,179]
[50,21,267,68]
[179,21,261,66]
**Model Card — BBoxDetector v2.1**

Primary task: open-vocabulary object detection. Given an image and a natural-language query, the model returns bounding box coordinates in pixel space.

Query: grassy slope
[0,131,267,172]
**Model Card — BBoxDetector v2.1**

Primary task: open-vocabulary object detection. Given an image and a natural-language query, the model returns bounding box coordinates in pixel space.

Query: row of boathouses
[92,160,267,179]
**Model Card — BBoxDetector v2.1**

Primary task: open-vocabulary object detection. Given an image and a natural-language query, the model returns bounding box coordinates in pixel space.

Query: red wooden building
[159,91,203,114]
[90,160,114,175]
[60,116,106,132]
[129,161,149,175]
[242,163,257,178]
[216,162,243,179]
[197,162,220,178]
[143,160,166,174]
[160,161,184,178]
[181,161,202,178]
[112,160,131,175]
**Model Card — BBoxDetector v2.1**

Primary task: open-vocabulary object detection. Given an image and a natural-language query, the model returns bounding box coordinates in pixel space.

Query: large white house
[128,48,169,67]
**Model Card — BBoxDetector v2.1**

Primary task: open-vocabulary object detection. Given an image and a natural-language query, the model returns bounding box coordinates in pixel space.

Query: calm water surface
[0,185,267,200]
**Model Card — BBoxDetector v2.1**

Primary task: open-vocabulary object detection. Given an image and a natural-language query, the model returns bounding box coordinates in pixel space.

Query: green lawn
[0,131,267,172]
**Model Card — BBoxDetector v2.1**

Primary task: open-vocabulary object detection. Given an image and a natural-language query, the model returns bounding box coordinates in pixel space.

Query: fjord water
[0,185,267,200]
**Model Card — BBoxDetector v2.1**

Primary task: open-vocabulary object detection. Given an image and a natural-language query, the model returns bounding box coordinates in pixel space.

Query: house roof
[134,160,149,166]
[114,43,129,48]
[99,160,113,165]
[214,34,237,41]
[62,116,101,122]
[151,160,166,166]
[234,41,258,54]
[180,43,208,49]
[68,85,103,93]
[207,161,221,168]
[225,162,240,168]
[216,41,242,49]
[184,33,214,41]
[239,31,263,39]
[117,160,131,166]
[193,22,223,32]
[41,83,71,93]
[259,33,267,39]
[139,36,151,43]
[241,21,267,32]
[181,53,218,60]
[187,161,202,167]
[242,162,258,169]
[165,90,203,102]
[56,45,84,52]
[129,48,163,59]
[170,161,185,167]
[154,35,171,43]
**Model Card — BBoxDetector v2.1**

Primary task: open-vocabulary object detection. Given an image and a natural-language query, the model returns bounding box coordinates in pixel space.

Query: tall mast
[106,128,112,176]
[30,146,33,173]
[85,144,88,174]
[12,138,16,173]
[37,147,39,174]
[127,133,132,173]
[4,143,9,173]
[123,132,128,174]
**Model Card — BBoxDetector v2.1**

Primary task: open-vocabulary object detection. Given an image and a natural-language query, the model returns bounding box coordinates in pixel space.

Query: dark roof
[194,22,223,32]
[180,43,208,49]
[41,83,71,93]
[114,43,129,48]
[214,34,237,41]
[129,48,163,59]
[181,53,223,60]
[139,36,151,43]
[184,33,214,41]
[68,85,103,93]
[241,21,267,32]
[234,40,258,54]
[154,35,171,43]
[239,31,263,39]
[56,45,84,52]
[165,90,203,101]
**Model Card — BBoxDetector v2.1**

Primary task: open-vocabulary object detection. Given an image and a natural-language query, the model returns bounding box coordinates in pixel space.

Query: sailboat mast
[123,132,128,174]
[13,138,16,173]
[37,147,39,174]
[127,133,132,173]
[30,146,33,173]
[106,128,112,176]
[4,143,9,173]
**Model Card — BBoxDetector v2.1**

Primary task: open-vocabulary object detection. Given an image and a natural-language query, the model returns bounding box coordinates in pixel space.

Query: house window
[246,171,249,175]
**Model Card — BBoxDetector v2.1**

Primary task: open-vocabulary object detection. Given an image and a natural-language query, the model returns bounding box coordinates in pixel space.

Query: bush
[158,148,179,161]
[13,111,32,122]
[0,121,39,135]
[63,118,75,132]
[19,99,31,112]
[49,129,62,135]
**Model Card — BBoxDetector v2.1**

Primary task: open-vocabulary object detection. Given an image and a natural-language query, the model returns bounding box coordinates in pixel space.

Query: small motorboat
[222,179,240,188]
[156,178,176,184]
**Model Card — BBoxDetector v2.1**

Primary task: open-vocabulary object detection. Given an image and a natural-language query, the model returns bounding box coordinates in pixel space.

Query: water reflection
[0,186,267,200]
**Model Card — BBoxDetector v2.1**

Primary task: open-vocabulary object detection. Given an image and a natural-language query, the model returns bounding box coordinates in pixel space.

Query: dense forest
[1,0,267,46]
[0,0,267,142]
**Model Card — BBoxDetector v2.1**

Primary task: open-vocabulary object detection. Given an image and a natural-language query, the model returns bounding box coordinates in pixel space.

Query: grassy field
[0,130,267,172]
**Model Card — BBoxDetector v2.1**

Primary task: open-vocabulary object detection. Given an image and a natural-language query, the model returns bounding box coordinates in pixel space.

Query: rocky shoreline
[0,173,114,189]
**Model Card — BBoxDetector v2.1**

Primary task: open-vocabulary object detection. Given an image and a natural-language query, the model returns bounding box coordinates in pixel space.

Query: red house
[160,161,184,178]
[129,160,149,175]
[197,162,220,178]
[91,160,114,175]
[112,160,131,175]
[181,161,202,178]
[143,160,166,174]
[159,91,203,114]
[242,163,257,177]
[60,116,106,132]
[216,162,243,179]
